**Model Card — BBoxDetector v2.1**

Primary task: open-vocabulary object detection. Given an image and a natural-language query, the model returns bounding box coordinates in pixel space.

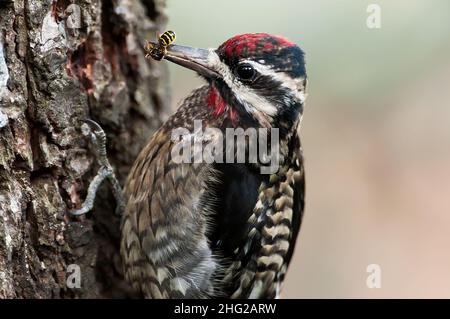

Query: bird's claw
[70,119,125,216]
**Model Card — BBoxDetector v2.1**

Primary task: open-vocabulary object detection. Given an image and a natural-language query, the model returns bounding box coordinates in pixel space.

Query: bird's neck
[205,84,303,133]
[205,86,238,123]
[202,84,302,171]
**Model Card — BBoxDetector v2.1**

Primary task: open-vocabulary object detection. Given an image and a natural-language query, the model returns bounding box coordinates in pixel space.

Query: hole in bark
[66,33,97,94]
[51,0,71,22]
[142,0,158,20]
[99,0,143,116]
[101,0,140,84]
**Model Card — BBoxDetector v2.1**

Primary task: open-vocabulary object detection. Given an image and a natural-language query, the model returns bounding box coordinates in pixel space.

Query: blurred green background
[164,0,450,298]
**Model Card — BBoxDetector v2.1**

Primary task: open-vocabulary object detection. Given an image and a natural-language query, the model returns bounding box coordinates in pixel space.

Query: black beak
[164,44,220,79]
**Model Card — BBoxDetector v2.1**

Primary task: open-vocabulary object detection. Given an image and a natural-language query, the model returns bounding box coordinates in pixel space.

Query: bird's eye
[235,63,256,81]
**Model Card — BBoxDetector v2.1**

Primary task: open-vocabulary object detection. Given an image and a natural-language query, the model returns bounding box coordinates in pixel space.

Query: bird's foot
[70,119,125,216]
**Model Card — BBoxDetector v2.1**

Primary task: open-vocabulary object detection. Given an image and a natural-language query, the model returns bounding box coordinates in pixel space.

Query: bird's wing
[229,133,305,299]
[120,128,219,298]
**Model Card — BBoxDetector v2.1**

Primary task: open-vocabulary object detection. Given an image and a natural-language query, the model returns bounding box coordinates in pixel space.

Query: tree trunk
[0,0,169,298]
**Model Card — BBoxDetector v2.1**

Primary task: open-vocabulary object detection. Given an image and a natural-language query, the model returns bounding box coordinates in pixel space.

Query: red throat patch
[206,87,226,115]
[206,87,237,120]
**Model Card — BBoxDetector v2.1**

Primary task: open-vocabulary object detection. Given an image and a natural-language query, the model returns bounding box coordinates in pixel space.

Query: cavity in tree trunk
[0,0,170,298]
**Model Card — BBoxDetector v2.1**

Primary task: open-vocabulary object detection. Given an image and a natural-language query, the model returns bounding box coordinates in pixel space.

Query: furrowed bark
[0,0,170,298]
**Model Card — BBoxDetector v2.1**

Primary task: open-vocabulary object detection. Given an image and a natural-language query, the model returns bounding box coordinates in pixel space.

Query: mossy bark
[0,0,169,298]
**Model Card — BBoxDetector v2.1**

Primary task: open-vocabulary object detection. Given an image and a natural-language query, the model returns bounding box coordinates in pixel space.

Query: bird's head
[164,33,307,129]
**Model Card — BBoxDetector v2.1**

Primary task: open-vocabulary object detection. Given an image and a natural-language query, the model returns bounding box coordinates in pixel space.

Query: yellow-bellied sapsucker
[120,33,307,298]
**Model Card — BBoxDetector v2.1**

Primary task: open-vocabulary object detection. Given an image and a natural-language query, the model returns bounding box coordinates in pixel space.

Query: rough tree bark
[0,0,170,298]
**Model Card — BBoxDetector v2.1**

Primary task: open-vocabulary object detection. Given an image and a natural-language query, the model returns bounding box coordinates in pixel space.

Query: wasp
[144,30,176,61]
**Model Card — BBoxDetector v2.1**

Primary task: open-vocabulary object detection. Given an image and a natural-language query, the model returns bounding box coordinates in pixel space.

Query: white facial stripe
[242,60,306,104]
[207,51,278,118]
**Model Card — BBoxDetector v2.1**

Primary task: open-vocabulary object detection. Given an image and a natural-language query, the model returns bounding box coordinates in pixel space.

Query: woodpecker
[120,33,307,298]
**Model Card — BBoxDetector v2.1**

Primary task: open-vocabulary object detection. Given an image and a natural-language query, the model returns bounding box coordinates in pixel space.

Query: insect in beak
[144,30,177,61]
